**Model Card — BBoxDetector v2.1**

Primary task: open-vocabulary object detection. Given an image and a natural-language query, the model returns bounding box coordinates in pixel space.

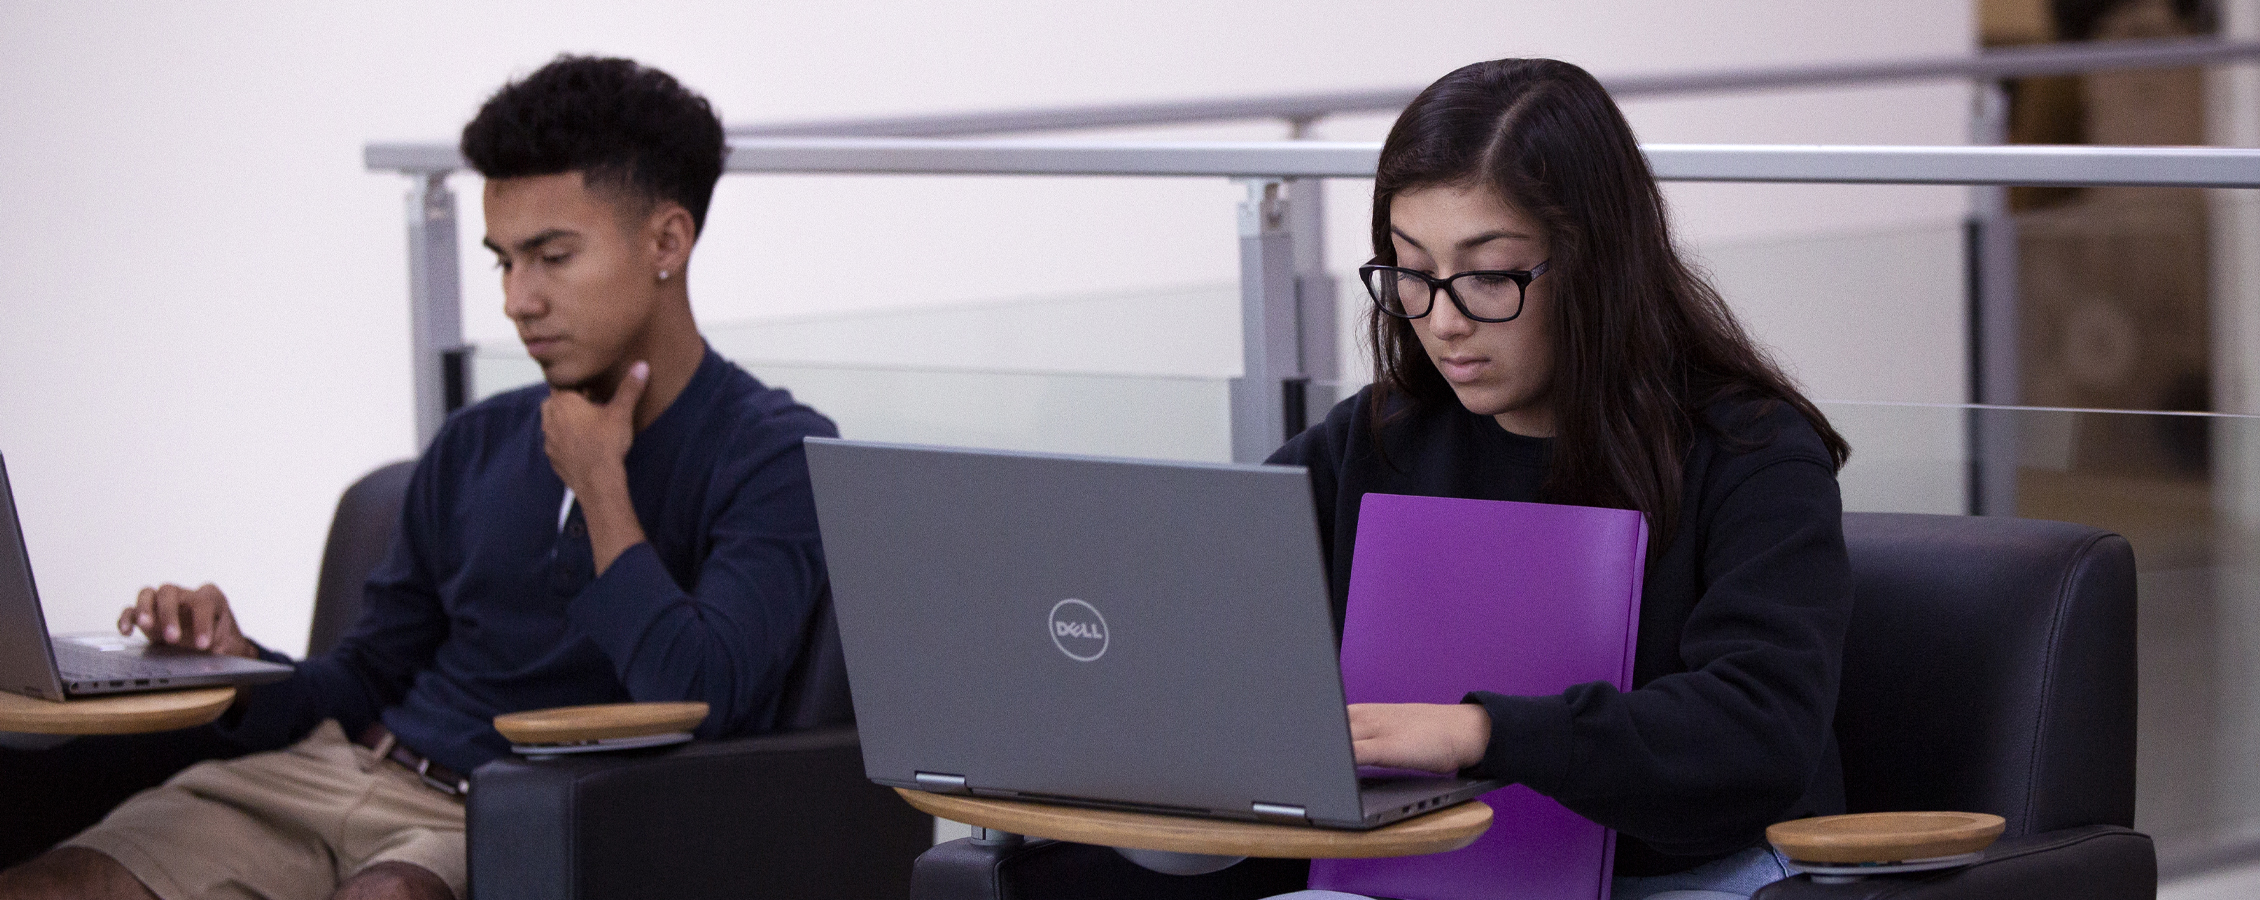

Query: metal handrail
[365,34,2260,450]
[365,139,2260,189]
[721,36,2260,139]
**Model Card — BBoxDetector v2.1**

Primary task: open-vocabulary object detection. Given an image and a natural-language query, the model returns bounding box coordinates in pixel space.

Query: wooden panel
[897,789,1489,859]
[1768,811,2006,864]
[492,701,709,744]
[0,687,235,735]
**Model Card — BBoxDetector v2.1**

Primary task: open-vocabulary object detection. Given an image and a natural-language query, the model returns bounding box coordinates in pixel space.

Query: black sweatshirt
[1269,387,1851,877]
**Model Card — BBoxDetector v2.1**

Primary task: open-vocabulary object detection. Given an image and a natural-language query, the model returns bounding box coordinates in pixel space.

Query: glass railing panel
[474,283,1252,461]
[2009,406,2259,875]
[470,353,541,403]
[1825,401,2260,872]
[739,363,1232,462]
[470,353,1236,463]
[469,218,1982,416]
[693,282,1243,379]
[1696,222,1970,405]
[1819,401,1972,514]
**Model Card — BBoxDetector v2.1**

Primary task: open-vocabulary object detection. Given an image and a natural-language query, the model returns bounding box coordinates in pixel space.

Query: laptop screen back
[0,454,70,700]
[806,438,1367,825]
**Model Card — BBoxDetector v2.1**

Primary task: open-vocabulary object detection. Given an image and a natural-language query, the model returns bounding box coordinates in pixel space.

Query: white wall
[0,0,1972,654]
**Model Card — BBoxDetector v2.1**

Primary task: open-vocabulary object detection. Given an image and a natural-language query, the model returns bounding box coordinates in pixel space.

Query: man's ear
[648,203,696,279]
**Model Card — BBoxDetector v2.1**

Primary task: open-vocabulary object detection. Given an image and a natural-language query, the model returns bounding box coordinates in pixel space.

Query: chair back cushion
[308,460,415,655]
[773,586,855,730]
[1835,512,2136,835]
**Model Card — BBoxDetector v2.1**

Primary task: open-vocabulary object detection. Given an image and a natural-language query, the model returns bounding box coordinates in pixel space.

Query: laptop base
[50,635,292,698]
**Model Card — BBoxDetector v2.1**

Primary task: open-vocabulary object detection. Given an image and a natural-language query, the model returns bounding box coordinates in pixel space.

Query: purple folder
[1307,493,1647,900]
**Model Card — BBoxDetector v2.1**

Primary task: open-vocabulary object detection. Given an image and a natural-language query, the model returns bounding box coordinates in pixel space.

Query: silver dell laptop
[0,452,294,700]
[805,437,1501,830]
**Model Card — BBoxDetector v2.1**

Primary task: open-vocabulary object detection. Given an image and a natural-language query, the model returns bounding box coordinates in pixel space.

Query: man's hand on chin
[542,360,651,573]
[543,361,647,491]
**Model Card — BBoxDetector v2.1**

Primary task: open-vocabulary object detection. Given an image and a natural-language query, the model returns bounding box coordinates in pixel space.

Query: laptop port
[134,679,150,686]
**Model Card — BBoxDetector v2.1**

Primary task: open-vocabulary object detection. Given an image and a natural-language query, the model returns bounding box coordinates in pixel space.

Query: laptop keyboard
[52,640,239,680]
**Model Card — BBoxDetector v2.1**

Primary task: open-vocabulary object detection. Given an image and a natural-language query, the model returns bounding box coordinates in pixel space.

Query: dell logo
[1048,598,1108,662]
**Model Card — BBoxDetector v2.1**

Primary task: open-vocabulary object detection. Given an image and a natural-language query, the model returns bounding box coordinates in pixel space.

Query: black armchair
[906,512,2156,900]
[465,569,930,900]
[1753,512,2152,899]
[1,460,932,899]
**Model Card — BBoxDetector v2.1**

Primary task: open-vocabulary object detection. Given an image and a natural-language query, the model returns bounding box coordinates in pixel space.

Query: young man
[0,56,837,900]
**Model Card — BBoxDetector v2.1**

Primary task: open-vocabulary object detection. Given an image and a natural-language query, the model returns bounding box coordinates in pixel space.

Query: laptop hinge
[915,771,970,794]
[1251,802,1308,825]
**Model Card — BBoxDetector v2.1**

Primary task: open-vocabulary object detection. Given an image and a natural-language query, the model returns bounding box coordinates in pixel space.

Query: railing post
[1967,80,2021,516]
[1231,178,1305,463]
[1285,118,1341,427]
[404,172,467,449]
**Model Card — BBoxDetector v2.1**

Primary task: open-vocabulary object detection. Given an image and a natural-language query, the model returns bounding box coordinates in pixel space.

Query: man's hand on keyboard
[117,583,257,659]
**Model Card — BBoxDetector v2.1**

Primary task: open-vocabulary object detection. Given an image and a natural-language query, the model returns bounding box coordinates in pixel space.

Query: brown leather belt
[355,722,471,797]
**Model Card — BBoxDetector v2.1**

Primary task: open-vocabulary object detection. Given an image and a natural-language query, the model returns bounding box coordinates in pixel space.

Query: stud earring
[658,270,670,281]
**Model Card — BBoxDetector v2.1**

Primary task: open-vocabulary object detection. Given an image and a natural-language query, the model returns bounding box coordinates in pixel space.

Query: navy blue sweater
[222,348,838,772]
[1270,387,1851,876]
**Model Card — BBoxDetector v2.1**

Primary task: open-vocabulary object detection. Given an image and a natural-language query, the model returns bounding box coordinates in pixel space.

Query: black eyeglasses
[1359,260,1550,323]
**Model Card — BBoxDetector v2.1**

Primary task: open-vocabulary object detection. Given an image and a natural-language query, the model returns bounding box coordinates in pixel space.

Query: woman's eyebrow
[1388,226,1428,252]
[1389,226,1538,253]
[1458,229,1538,250]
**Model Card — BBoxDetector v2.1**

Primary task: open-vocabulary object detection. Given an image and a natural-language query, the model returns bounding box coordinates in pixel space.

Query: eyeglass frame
[1358,260,1551,324]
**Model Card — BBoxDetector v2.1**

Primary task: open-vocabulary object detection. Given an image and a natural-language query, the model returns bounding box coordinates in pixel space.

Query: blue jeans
[1264,842,1793,900]
[1610,844,1795,899]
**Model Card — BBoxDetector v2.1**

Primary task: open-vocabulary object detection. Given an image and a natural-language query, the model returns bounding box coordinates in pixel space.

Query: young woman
[1268,58,1855,900]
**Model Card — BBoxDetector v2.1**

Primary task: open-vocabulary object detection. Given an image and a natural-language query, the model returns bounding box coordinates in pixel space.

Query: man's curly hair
[461,55,728,235]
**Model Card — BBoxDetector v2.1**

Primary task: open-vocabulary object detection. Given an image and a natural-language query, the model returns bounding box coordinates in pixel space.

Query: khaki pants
[63,720,466,900]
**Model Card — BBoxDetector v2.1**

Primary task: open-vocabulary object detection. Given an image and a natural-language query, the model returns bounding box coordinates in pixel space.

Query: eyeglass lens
[1363,268,1526,320]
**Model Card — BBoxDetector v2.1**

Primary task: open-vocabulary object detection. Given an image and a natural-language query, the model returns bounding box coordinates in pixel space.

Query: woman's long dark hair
[1368,58,1850,542]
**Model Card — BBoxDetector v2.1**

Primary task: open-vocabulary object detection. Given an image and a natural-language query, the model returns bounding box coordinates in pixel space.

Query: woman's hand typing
[1347,702,1492,775]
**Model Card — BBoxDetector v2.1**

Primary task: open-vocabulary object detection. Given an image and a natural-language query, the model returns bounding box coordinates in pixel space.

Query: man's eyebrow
[483,229,577,256]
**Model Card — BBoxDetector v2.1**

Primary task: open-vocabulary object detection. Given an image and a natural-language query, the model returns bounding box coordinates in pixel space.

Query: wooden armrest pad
[493,701,709,744]
[0,687,236,735]
[1768,811,2006,863]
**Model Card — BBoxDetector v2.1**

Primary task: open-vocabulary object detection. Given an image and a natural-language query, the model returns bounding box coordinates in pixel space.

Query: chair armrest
[911,837,1310,900]
[468,725,931,900]
[1752,825,2156,900]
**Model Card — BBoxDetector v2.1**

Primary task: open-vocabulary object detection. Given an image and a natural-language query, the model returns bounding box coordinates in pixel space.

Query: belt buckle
[412,758,470,797]
[358,731,398,774]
